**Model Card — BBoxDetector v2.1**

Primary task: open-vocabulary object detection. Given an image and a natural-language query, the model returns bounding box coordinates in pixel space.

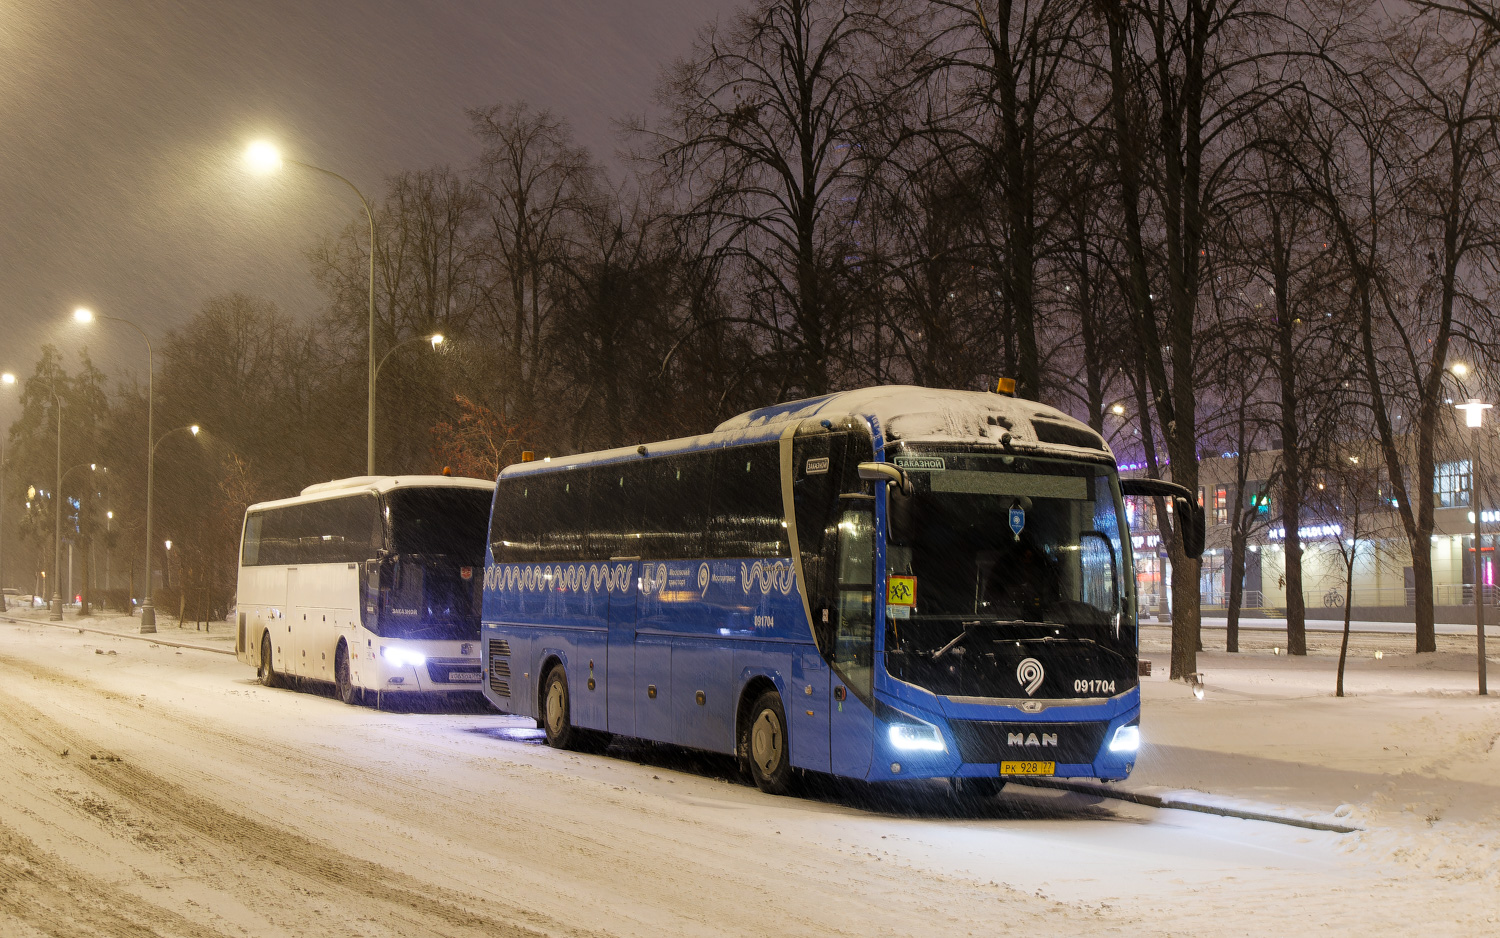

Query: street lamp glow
[107,511,113,519]
[1110,402,1127,416]
[1452,362,1470,377]
[245,141,283,174]
[1457,399,1492,429]
[1,373,14,385]
[190,424,200,435]
[430,333,444,348]
[73,307,94,324]
[164,540,172,551]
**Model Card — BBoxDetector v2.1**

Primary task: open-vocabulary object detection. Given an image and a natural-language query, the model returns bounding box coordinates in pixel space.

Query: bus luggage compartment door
[606,570,638,737]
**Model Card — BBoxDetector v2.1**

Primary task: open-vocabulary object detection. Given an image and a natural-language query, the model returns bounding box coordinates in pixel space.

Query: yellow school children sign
[887,575,916,606]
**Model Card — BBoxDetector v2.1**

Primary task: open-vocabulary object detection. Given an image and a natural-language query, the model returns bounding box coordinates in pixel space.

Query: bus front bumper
[869,697,1142,783]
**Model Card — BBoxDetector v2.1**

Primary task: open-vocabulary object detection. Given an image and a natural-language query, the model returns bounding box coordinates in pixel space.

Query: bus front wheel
[259,633,283,689]
[743,690,793,795]
[541,665,611,753]
[335,641,361,706]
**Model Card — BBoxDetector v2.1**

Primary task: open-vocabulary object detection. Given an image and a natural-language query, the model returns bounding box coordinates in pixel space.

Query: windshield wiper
[932,619,1033,659]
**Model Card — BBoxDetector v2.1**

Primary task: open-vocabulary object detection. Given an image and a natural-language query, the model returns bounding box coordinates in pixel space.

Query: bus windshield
[883,452,1134,699]
[387,488,492,559]
[377,487,492,640]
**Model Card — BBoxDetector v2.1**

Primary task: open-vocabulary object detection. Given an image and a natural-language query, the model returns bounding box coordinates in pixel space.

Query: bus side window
[834,507,875,697]
[546,472,591,561]
[491,477,544,564]
[242,513,263,566]
[707,443,788,559]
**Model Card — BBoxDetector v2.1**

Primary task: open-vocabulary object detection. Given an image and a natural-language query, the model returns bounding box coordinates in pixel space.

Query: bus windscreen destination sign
[894,456,945,471]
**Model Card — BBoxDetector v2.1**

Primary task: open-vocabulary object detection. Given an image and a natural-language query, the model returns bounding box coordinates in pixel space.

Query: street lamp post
[74,307,158,632]
[141,425,200,632]
[55,461,98,618]
[48,387,64,620]
[1457,398,1492,696]
[245,142,378,474]
[0,372,16,612]
[373,334,444,441]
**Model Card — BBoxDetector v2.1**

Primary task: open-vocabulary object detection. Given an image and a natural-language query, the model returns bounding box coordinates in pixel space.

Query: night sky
[0,0,733,391]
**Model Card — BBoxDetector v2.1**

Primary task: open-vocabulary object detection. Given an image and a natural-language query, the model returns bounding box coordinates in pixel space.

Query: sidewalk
[1122,626,1500,882]
[1194,616,1498,636]
[0,604,236,654]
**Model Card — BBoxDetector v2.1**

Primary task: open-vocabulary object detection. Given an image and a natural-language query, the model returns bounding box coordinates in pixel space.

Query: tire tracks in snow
[0,681,593,938]
[0,639,1125,937]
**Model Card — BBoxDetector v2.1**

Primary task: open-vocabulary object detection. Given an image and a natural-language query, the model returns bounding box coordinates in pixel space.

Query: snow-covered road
[0,620,1493,937]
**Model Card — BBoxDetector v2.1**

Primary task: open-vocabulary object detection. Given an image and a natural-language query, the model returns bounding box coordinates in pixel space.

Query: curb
[1014,777,1362,833]
[0,613,234,657]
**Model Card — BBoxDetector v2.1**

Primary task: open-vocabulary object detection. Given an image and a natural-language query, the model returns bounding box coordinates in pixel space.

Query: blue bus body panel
[485,557,813,760]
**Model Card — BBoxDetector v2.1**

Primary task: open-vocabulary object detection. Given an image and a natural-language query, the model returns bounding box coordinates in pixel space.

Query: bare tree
[470,103,598,422]
[648,0,897,398]
[1302,8,1500,652]
[1096,0,1296,678]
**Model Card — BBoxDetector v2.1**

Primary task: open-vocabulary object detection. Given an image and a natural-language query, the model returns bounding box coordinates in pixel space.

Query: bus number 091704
[1073,679,1116,695]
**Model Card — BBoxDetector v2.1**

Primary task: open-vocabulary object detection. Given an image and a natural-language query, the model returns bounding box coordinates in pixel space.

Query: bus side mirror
[1174,496,1206,560]
[1121,478,1206,561]
[857,461,912,496]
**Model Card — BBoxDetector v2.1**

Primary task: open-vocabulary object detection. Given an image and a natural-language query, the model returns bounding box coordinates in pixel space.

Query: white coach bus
[235,475,496,705]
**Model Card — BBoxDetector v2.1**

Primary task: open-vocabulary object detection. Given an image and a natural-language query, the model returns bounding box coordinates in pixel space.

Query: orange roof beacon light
[995,377,1017,397]
[521,451,536,463]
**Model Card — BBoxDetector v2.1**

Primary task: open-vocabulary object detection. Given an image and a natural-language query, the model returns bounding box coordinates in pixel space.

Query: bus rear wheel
[335,642,361,706]
[259,633,283,689]
[743,690,793,795]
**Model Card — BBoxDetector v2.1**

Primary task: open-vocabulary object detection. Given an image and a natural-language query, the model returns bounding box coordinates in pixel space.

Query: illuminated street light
[1452,362,1470,377]
[74,306,158,632]
[244,139,377,473]
[244,140,283,174]
[373,333,447,433]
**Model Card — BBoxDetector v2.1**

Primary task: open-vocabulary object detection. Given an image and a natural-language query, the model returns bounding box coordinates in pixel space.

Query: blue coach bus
[480,386,1203,795]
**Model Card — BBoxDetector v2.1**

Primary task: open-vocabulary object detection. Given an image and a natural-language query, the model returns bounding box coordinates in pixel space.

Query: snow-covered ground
[1,610,1496,936]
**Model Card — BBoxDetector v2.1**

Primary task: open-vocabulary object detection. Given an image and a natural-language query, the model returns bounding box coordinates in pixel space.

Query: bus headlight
[381,646,427,668]
[1109,724,1140,753]
[888,719,946,752]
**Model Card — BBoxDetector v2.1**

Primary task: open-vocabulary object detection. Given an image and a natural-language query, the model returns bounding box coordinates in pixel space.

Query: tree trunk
[1227,528,1247,653]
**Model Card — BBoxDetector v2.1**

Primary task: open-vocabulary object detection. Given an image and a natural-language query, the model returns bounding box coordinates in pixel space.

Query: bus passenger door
[606,562,638,737]
[829,506,876,779]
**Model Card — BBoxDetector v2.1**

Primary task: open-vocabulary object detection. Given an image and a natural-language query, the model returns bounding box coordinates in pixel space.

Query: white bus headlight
[381,646,427,668]
[888,719,946,752]
[1109,724,1140,753]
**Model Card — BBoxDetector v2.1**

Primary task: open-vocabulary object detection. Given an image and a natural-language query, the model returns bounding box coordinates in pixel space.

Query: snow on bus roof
[502,386,1112,482]
[247,475,493,512]
[499,424,786,479]
[715,385,1113,458]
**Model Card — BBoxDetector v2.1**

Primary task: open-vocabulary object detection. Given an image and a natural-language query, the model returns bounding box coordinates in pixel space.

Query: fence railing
[1184,582,1499,610]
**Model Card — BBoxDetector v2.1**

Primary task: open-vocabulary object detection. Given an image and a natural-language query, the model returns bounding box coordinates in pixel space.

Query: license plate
[1000,760,1055,776]
[447,671,482,683]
